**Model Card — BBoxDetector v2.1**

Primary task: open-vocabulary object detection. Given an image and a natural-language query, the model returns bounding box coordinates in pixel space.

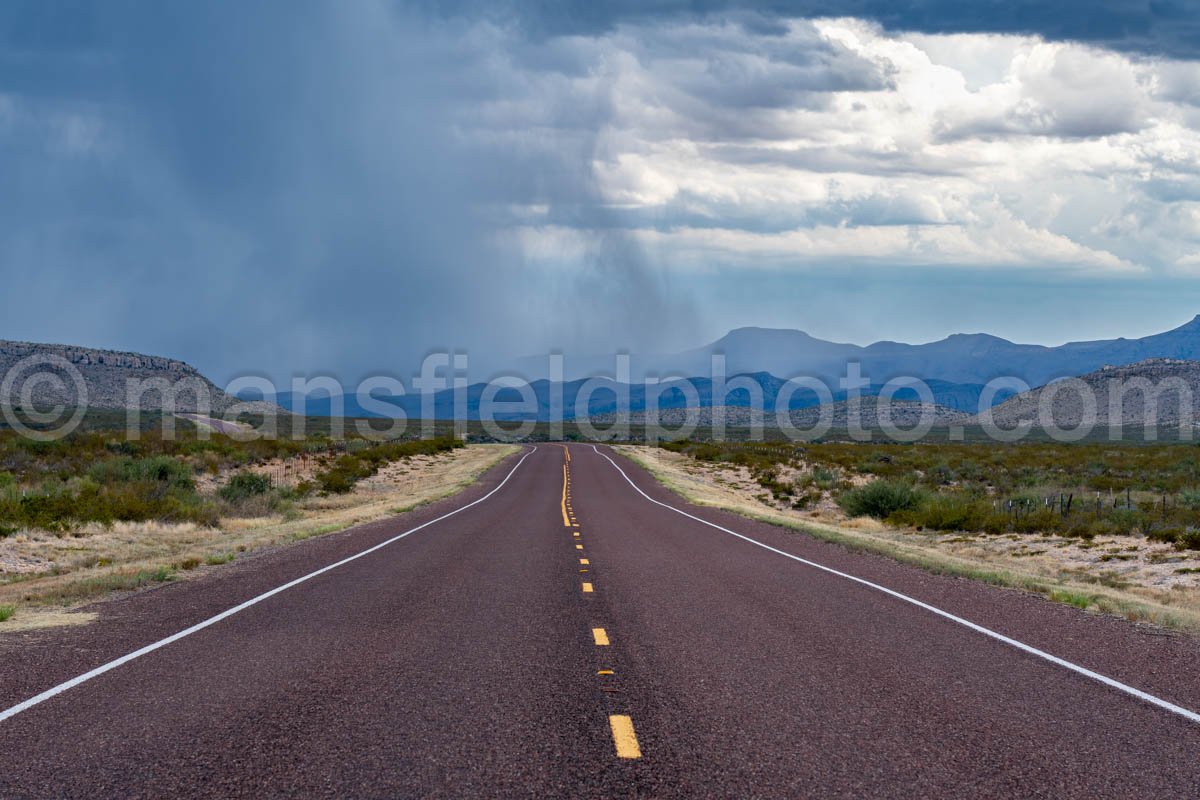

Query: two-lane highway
[2,444,1199,797]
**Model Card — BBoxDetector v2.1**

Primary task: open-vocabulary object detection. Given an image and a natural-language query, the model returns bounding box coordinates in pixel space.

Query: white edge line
[590,444,1200,726]
[0,446,537,724]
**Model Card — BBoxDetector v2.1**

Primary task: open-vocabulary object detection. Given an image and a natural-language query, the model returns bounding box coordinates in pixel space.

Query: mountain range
[11,314,1200,423]
[267,375,1005,420]
[517,315,1200,386]
[267,376,1008,422]
[275,315,1200,419]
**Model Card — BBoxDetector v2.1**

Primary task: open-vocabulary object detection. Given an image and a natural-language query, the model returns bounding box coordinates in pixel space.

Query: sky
[2,1,1200,385]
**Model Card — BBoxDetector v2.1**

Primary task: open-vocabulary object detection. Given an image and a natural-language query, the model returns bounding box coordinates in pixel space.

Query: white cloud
[442,16,1200,279]
[1172,252,1200,274]
[517,215,1138,274]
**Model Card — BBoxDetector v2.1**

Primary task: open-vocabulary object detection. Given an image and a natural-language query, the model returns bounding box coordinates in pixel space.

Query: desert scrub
[664,439,1200,543]
[0,473,219,530]
[892,492,1003,533]
[838,480,926,519]
[0,423,397,530]
[87,456,194,490]
[313,436,462,494]
[218,471,272,502]
[0,604,14,622]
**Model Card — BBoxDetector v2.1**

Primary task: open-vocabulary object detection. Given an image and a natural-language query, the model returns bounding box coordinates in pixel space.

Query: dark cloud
[1,0,1197,391]
[430,0,1200,60]
[0,1,698,384]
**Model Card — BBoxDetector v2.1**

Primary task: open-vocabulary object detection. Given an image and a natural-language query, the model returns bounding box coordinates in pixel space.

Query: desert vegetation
[0,427,462,534]
[660,439,1200,548]
[0,424,497,627]
[629,442,1200,631]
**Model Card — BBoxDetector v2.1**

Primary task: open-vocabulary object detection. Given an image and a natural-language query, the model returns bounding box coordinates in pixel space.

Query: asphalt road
[2,444,1200,798]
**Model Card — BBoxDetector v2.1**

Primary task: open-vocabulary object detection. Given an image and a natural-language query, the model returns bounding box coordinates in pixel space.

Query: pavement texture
[1,443,1199,798]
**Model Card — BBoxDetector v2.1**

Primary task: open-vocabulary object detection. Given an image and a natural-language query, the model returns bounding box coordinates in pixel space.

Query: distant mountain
[590,398,969,429]
[980,358,1200,430]
[267,372,1010,420]
[520,315,1200,387]
[0,340,281,415]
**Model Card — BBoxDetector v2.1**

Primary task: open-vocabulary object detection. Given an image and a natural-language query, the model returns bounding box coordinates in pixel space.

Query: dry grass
[618,446,1200,634]
[0,608,97,632]
[0,444,519,630]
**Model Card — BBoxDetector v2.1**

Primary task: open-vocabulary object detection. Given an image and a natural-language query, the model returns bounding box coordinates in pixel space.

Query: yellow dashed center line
[558,447,639,760]
[560,464,571,527]
[609,715,641,759]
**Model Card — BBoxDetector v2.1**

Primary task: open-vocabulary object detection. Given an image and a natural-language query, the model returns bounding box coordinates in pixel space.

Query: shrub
[791,489,821,510]
[1176,528,1200,550]
[1108,508,1143,536]
[837,480,925,519]
[219,471,272,502]
[812,467,839,491]
[316,456,367,494]
[897,493,992,532]
[311,437,461,494]
[0,604,14,622]
[88,456,194,490]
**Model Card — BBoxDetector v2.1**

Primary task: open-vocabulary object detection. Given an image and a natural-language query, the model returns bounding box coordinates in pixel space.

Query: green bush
[317,455,371,494]
[312,437,461,494]
[790,489,821,510]
[812,467,839,491]
[88,456,194,490]
[219,471,272,502]
[837,480,925,519]
[896,493,993,532]
[1176,528,1200,550]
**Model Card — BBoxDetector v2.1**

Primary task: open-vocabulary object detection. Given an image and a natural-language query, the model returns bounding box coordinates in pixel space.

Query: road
[2,444,1200,797]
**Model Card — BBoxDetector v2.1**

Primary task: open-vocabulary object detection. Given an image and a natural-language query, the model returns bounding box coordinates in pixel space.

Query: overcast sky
[2,1,1200,384]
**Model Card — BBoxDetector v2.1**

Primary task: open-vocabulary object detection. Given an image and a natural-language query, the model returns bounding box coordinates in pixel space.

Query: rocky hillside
[0,340,280,414]
[979,358,1200,430]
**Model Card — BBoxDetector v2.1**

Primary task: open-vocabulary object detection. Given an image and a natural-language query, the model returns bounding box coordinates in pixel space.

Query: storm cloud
[2,1,1200,386]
